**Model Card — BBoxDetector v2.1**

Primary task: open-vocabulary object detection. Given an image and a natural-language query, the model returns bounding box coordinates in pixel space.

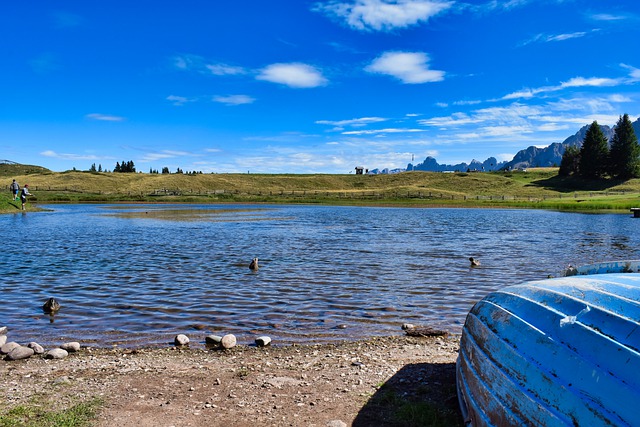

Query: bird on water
[249,257,259,271]
[469,257,481,267]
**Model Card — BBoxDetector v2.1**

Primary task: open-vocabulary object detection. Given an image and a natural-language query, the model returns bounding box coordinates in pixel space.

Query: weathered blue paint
[457,261,640,427]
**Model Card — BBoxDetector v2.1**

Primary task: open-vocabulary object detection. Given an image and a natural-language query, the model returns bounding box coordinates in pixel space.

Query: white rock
[0,326,7,335]
[174,334,190,346]
[205,335,222,346]
[1,341,20,355]
[221,334,237,349]
[327,421,347,427]
[255,336,271,347]
[0,335,6,347]
[60,342,81,352]
[27,342,45,354]
[6,346,34,361]
[402,323,415,330]
[44,348,69,359]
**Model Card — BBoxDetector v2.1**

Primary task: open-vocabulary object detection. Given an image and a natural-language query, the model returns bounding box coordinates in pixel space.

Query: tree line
[84,162,203,175]
[560,114,640,179]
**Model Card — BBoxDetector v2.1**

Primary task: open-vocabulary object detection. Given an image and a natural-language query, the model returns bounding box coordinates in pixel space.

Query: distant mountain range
[387,117,640,173]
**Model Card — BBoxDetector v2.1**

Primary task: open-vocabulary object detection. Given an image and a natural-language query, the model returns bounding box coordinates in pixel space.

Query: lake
[2,204,638,348]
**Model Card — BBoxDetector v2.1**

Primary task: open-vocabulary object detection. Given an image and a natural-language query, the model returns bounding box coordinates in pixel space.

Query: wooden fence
[8,185,635,202]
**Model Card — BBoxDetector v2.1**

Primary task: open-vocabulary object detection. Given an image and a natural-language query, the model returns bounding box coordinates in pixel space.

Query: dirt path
[2,335,462,426]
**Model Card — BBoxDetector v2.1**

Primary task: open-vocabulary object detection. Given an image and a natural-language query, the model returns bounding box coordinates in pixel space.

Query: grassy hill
[1,163,639,212]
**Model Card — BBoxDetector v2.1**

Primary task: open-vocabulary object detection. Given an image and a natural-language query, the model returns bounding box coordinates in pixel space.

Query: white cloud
[316,117,387,127]
[342,128,425,135]
[213,95,256,105]
[314,0,454,32]
[520,30,599,46]
[138,150,191,162]
[589,13,627,21]
[205,63,247,76]
[365,51,444,84]
[256,63,328,88]
[166,95,194,106]
[621,63,640,80]
[501,70,636,101]
[560,76,620,88]
[85,113,125,122]
[40,150,102,161]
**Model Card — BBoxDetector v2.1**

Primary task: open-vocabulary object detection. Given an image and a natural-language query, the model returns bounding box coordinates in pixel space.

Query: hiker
[10,179,19,200]
[20,184,31,210]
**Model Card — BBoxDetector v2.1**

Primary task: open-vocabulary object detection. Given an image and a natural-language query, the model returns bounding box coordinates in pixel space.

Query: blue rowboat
[457,260,640,426]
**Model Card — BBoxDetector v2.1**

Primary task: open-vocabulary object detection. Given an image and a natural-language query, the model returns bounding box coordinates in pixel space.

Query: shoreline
[1,334,463,426]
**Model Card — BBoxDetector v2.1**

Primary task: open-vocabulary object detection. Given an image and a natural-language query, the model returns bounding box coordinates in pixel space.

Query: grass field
[1,163,639,213]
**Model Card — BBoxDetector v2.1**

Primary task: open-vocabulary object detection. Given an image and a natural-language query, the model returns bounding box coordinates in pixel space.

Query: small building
[355,166,364,175]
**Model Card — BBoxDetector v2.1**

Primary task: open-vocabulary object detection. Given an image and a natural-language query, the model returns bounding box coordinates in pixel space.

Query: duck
[469,257,481,267]
[42,297,61,314]
[564,264,578,276]
[249,257,259,271]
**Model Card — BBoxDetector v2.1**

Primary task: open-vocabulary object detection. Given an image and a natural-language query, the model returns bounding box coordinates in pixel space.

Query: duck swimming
[249,257,259,271]
[42,297,61,314]
[469,257,481,267]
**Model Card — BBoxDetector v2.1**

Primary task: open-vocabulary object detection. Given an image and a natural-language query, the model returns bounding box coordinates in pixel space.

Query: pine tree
[559,145,580,176]
[579,121,609,179]
[609,114,640,179]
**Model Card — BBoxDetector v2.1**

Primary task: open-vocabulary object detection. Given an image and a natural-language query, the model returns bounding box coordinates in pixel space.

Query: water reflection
[2,204,639,348]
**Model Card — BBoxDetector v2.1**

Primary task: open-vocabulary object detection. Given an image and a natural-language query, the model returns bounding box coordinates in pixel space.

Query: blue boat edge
[456,259,640,426]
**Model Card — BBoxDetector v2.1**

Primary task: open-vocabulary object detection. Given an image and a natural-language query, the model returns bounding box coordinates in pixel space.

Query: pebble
[221,334,237,349]
[6,346,34,361]
[174,334,190,346]
[1,341,20,355]
[60,342,81,352]
[44,348,69,359]
[205,335,222,346]
[27,342,45,355]
[327,421,347,427]
[255,336,271,347]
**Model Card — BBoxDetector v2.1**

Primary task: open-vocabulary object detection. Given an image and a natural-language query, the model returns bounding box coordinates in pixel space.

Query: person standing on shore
[20,184,31,210]
[10,179,19,200]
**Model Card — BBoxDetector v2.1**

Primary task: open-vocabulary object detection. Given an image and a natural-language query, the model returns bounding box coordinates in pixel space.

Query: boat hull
[457,263,640,426]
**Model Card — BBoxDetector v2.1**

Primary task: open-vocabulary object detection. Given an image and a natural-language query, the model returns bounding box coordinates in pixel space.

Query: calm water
[2,204,639,348]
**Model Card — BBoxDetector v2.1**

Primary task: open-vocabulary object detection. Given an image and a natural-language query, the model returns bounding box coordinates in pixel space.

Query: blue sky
[2,1,639,173]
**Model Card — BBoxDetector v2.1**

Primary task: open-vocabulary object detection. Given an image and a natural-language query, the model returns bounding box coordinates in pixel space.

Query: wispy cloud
[342,128,425,135]
[589,13,628,21]
[138,150,191,162]
[365,51,445,84]
[256,63,328,88]
[501,68,639,101]
[85,113,125,122]
[316,117,387,128]
[205,63,247,76]
[173,55,246,76]
[314,0,454,32]
[166,95,195,106]
[40,150,103,161]
[520,29,599,46]
[213,95,256,106]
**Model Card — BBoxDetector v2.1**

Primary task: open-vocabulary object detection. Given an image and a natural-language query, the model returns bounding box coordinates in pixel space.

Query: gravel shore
[1,334,462,426]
